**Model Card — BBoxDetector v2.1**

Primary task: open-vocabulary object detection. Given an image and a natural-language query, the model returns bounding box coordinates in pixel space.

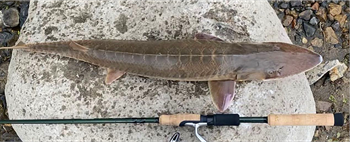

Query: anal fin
[208,81,236,112]
[196,33,235,112]
[105,68,125,84]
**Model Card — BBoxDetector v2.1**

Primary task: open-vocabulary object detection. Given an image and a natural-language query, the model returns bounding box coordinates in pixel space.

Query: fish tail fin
[0,41,29,49]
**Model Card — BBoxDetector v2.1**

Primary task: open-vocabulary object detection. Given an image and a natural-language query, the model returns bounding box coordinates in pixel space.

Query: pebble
[339,1,345,6]
[0,11,2,27]
[306,60,341,85]
[307,46,314,51]
[316,7,327,21]
[311,2,320,10]
[290,10,298,18]
[321,1,329,8]
[331,0,339,4]
[291,1,302,7]
[334,14,346,28]
[327,14,334,21]
[303,22,316,37]
[302,37,308,43]
[345,7,350,13]
[324,27,339,44]
[329,3,342,16]
[314,130,320,137]
[3,8,19,28]
[4,2,14,6]
[285,9,290,15]
[0,31,14,47]
[316,101,333,112]
[331,21,340,31]
[299,10,313,20]
[19,2,30,28]
[279,2,289,9]
[311,37,323,47]
[282,15,294,26]
[309,16,319,25]
[291,19,297,29]
[329,62,348,81]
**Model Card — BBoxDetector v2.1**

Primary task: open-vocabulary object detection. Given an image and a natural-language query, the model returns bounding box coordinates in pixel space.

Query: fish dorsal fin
[105,68,125,84]
[69,41,89,52]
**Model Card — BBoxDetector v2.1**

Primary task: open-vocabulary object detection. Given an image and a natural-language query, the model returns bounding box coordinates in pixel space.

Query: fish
[2,33,322,112]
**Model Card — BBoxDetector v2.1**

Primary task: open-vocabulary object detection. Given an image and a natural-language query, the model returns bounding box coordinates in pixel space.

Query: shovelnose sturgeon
[3,33,322,112]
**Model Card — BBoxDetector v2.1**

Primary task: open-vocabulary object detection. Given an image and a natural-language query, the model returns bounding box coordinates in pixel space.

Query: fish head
[235,42,322,81]
[262,42,323,80]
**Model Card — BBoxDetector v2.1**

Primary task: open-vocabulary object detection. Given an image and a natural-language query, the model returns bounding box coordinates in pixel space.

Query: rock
[311,2,320,10]
[321,2,329,8]
[345,7,350,13]
[291,1,302,7]
[327,14,334,21]
[311,38,323,47]
[331,21,340,31]
[316,101,332,112]
[302,37,308,43]
[282,15,293,26]
[303,22,316,37]
[299,10,313,20]
[279,2,289,9]
[334,14,346,28]
[307,46,314,51]
[314,130,320,137]
[0,31,14,47]
[306,60,341,85]
[4,2,14,6]
[6,1,317,142]
[285,9,290,15]
[329,62,348,81]
[291,19,297,29]
[19,2,30,28]
[2,8,19,28]
[329,3,342,16]
[339,1,345,6]
[307,46,315,52]
[290,10,298,18]
[316,7,327,21]
[324,27,339,44]
[0,97,4,120]
[0,11,3,28]
[309,16,319,25]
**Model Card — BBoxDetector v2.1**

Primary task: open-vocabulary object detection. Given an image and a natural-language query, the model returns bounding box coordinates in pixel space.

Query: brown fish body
[20,39,322,81]
[7,36,322,112]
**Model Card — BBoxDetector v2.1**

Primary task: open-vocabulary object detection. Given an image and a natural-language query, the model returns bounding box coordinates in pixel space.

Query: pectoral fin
[208,81,236,112]
[195,33,224,41]
[105,68,125,84]
[69,41,89,52]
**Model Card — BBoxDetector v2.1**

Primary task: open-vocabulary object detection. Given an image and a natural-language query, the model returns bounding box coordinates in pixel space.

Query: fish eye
[267,70,274,75]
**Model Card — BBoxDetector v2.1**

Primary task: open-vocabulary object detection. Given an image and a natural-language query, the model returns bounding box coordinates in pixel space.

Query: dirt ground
[0,1,349,142]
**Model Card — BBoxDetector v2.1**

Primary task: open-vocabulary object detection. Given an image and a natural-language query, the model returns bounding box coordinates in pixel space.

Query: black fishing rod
[0,113,343,142]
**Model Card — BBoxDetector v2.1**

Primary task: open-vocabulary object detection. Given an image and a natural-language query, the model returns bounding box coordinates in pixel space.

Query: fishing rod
[0,113,344,142]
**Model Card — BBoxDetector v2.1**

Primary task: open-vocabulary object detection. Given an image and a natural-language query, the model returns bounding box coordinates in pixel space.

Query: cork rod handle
[268,113,343,126]
[159,114,201,126]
